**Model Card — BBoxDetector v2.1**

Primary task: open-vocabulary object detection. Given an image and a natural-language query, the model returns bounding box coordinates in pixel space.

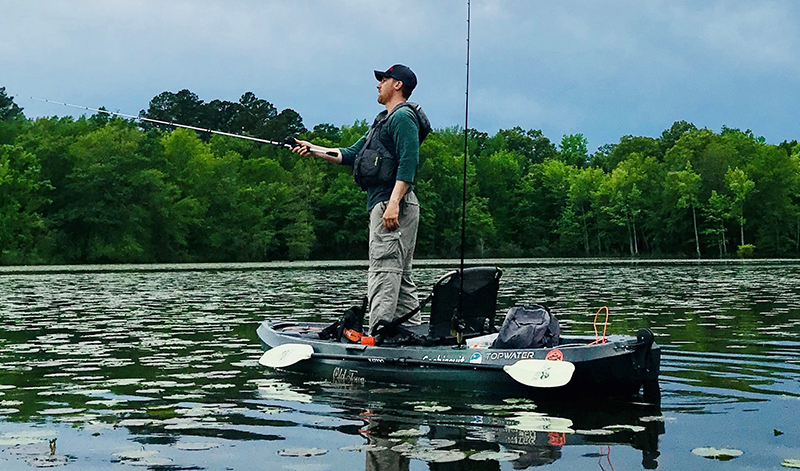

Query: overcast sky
[3,0,799,151]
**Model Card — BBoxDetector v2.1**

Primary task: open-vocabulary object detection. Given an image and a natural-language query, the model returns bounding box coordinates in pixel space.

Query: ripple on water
[0,263,798,470]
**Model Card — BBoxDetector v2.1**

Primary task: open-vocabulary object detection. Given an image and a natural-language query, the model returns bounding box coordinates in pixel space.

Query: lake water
[1,260,799,470]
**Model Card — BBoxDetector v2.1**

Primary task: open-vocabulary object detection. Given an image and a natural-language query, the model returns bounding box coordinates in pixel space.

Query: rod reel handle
[284,137,299,148]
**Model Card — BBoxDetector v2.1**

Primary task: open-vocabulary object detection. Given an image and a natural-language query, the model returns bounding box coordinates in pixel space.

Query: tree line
[1,86,799,265]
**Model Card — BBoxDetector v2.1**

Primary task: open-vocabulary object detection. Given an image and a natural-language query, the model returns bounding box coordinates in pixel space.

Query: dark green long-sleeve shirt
[340,104,420,210]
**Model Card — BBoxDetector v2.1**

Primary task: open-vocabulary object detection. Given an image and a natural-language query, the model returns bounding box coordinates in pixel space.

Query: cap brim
[374,70,387,81]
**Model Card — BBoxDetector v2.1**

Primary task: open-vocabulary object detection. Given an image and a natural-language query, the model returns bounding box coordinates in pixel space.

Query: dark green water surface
[1,261,798,470]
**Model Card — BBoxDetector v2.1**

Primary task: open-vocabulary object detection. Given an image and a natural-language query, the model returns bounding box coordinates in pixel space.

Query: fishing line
[29,97,336,156]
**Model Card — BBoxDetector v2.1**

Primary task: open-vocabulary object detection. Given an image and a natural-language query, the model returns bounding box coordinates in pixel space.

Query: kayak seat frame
[427,266,503,340]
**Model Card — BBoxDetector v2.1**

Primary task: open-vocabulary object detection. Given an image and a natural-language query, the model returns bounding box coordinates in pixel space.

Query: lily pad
[469,450,522,461]
[425,439,456,449]
[112,449,158,460]
[25,454,71,468]
[391,442,416,453]
[413,404,452,413]
[692,447,743,460]
[0,430,58,446]
[125,457,174,466]
[339,444,387,452]
[369,388,410,394]
[389,428,427,438]
[117,419,153,427]
[407,449,466,463]
[174,442,220,451]
[276,447,328,457]
[38,408,86,415]
[639,415,667,422]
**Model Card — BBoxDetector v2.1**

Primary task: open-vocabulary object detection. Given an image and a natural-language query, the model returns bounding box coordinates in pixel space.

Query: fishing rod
[458,0,471,325]
[29,97,337,157]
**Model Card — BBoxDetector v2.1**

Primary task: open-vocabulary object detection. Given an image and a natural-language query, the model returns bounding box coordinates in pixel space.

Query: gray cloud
[2,0,798,151]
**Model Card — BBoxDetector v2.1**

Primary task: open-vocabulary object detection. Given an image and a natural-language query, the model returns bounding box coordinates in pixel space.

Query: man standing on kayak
[291,64,431,336]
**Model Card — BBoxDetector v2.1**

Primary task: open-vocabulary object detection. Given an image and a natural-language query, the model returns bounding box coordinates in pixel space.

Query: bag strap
[371,292,434,341]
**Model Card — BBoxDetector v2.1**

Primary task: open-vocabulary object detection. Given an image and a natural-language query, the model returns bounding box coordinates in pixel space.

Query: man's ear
[394,80,403,90]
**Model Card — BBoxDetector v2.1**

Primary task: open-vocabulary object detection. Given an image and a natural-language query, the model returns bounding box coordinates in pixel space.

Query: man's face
[377,77,400,105]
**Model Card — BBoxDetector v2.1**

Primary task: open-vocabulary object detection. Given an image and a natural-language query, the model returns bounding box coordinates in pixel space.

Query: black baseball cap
[374,64,417,91]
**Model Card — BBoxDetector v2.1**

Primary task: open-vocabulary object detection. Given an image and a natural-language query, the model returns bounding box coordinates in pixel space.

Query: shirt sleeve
[388,107,420,183]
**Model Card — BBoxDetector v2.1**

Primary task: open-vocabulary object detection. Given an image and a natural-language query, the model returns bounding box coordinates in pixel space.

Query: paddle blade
[258,343,314,368]
[503,359,575,388]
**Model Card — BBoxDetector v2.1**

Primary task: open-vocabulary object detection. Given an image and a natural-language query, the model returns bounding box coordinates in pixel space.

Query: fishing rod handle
[285,137,338,157]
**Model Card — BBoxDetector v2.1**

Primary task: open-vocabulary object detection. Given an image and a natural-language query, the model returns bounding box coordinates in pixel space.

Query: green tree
[703,190,732,257]
[724,167,754,247]
[746,144,800,255]
[568,167,604,255]
[0,87,27,145]
[660,120,697,154]
[142,89,205,133]
[0,145,50,264]
[592,135,660,172]
[599,164,644,256]
[665,163,703,258]
[474,149,525,245]
[50,122,159,262]
[0,87,24,121]
[558,133,588,168]
[481,127,557,167]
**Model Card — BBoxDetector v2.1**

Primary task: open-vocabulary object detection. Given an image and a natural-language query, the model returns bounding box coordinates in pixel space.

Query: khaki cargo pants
[367,191,421,334]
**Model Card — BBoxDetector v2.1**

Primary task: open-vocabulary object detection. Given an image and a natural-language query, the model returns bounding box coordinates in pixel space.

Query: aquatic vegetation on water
[388,428,428,438]
[468,450,523,461]
[407,401,452,412]
[0,430,57,446]
[0,264,798,470]
[276,447,328,457]
[173,442,220,451]
[406,449,466,463]
[339,444,387,452]
[691,447,744,460]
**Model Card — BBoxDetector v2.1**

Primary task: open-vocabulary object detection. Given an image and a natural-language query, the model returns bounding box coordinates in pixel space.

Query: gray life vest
[353,102,431,190]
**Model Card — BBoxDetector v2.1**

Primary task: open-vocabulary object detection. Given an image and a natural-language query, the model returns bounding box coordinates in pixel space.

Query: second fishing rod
[30,97,338,157]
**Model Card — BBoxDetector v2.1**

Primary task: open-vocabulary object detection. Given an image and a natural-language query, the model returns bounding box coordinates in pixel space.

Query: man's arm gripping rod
[30,97,337,156]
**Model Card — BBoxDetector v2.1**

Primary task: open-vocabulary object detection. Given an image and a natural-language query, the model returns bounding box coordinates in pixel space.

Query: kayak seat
[427,266,502,340]
[371,266,502,346]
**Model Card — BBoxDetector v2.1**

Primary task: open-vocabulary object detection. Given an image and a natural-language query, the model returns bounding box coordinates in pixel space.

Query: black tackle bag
[493,304,560,349]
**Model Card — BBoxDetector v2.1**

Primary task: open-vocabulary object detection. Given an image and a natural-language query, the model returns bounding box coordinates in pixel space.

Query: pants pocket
[369,231,402,272]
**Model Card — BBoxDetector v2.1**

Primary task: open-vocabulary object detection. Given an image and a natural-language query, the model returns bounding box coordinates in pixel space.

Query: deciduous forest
[1,87,799,264]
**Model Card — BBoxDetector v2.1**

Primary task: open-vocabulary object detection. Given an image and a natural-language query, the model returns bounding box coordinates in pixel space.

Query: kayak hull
[256,321,660,399]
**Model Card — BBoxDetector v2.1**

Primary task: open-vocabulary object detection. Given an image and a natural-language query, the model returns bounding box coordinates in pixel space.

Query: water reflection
[1,261,799,470]
[256,375,663,470]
